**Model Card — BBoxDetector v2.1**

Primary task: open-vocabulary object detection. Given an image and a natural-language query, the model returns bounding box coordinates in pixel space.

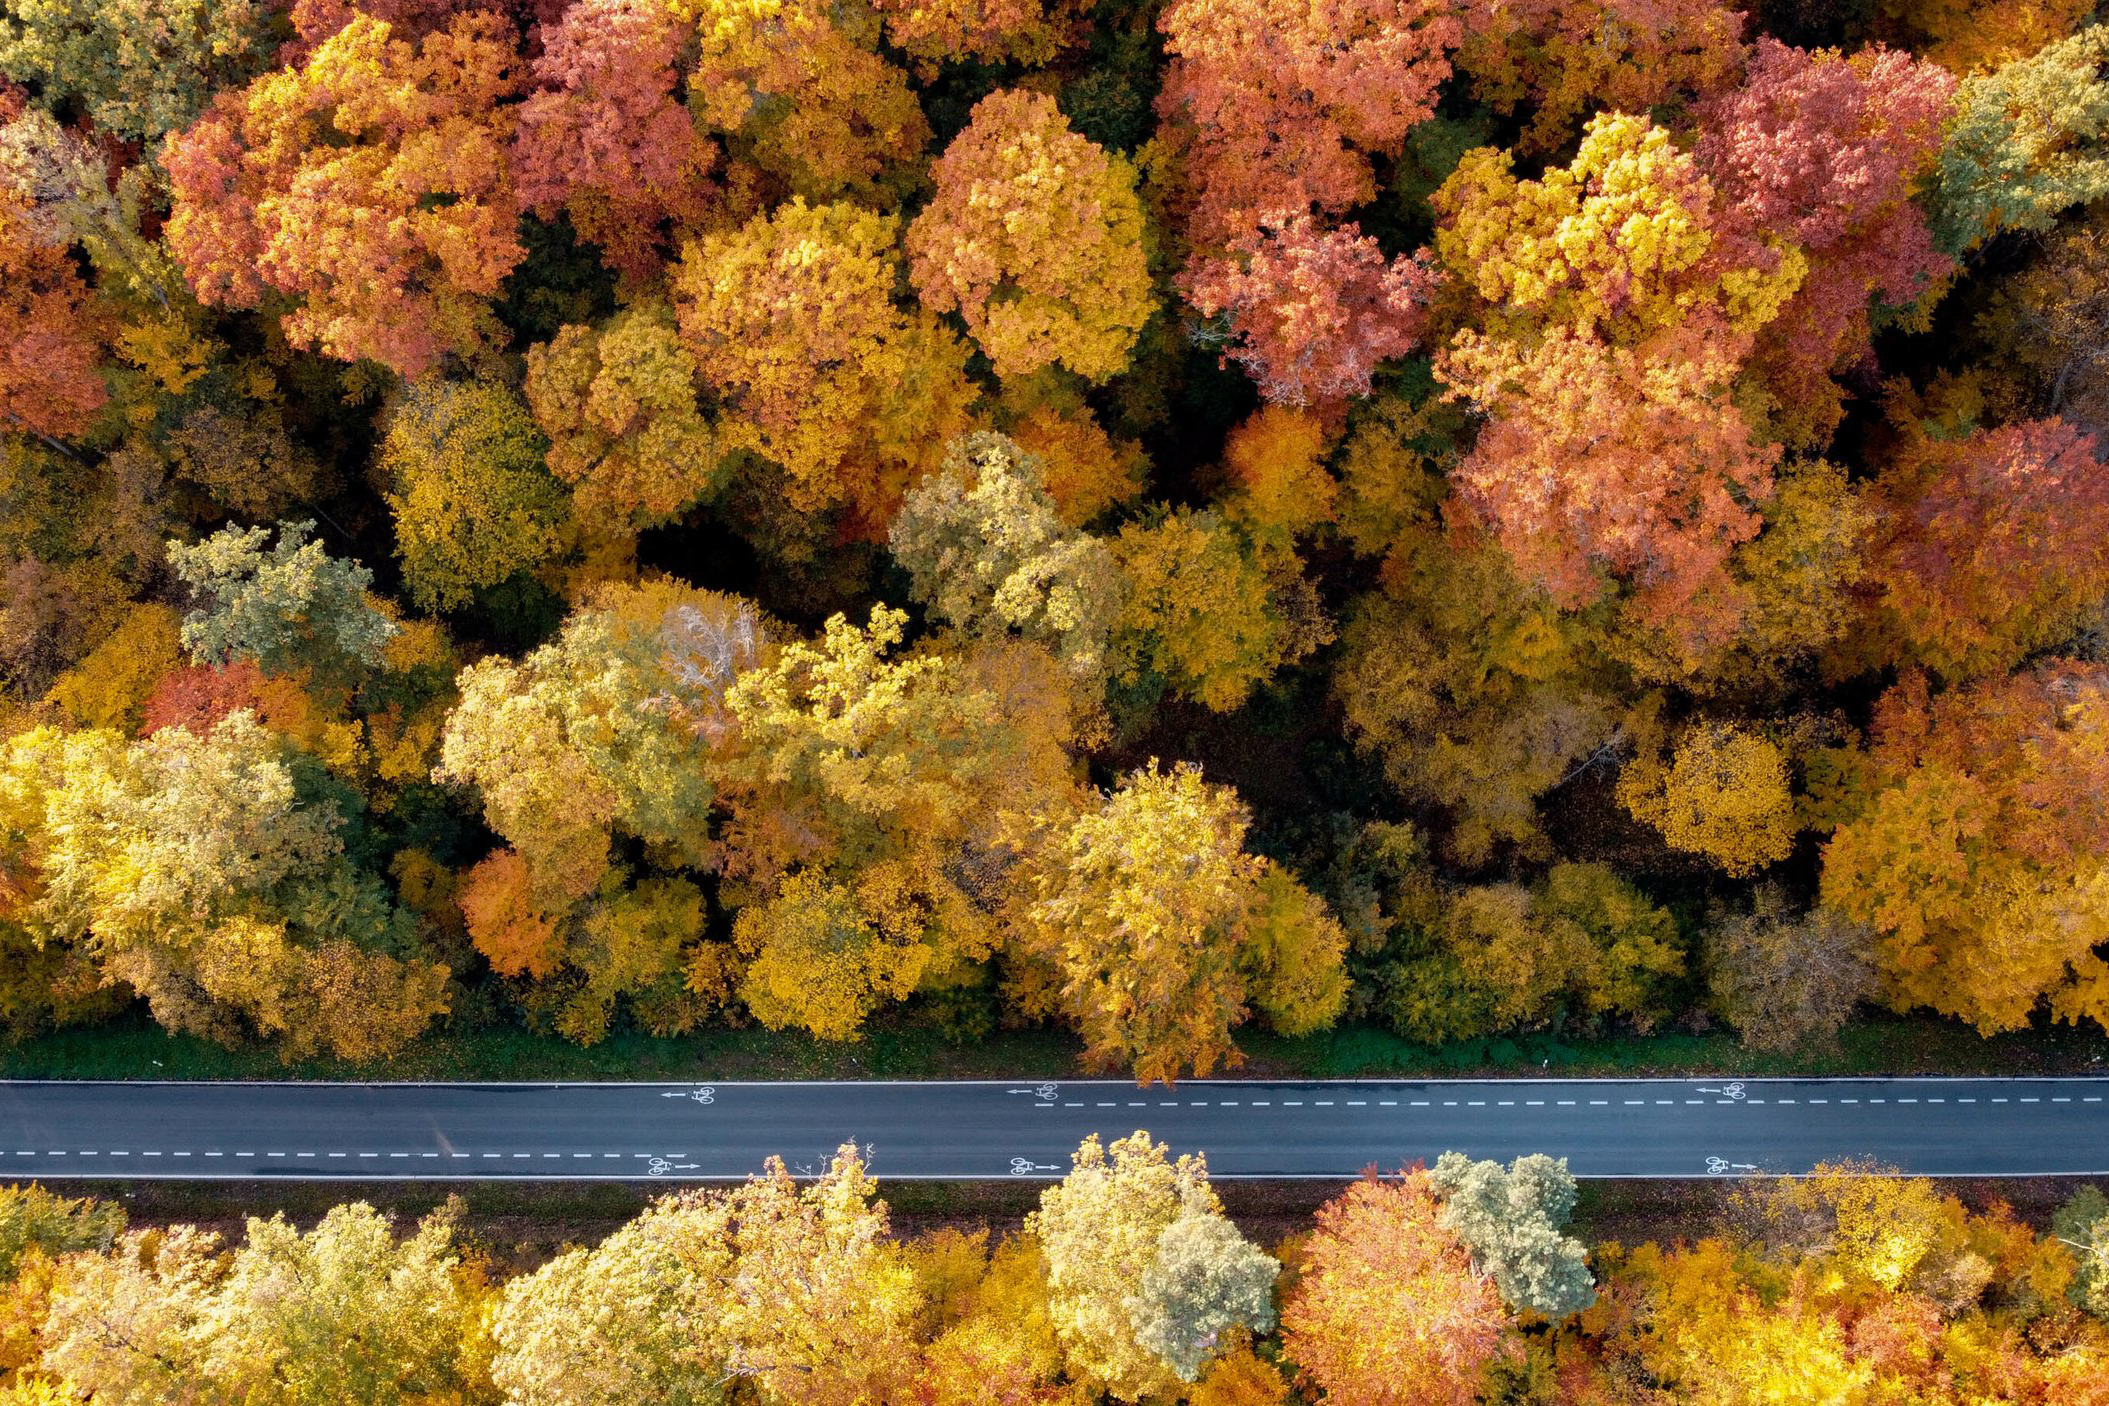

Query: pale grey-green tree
[889,431,1123,682]
[1429,1152,1595,1319]
[1127,1205,1279,1381]
[168,520,397,684]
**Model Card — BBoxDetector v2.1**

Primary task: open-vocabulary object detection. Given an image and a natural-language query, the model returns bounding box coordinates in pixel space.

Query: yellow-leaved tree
[1008,762,1346,1081]
[673,199,977,532]
[718,607,1077,1040]
[492,1142,918,1406]
[1617,719,1798,875]
[1029,1132,1275,1400]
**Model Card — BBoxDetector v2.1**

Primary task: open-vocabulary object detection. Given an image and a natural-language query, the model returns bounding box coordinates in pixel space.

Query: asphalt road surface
[0,1077,2102,1182]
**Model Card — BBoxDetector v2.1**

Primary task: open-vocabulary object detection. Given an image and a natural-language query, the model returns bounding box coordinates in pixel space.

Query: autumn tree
[1009,762,1346,1081]
[681,0,930,204]
[1428,1153,1595,1319]
[490,1197,714,1404]
[162,12,525,374]
[870,0,1081,72]
[1331,458,1626,865]
[889,431,1124,683]
[1620,456,1871,693]
[1113,510,1330,713]
[0,0,274,143]
[1979,208,2109,436]
[1432,108,1805,356]
[1154,0,1459,250]
[495,1143,917,1406]
[0,1187,122,1281]
[513,0,717,277]
[1440,325,1780,650]
[673,198,976,529]
[1031,1132,1273,1398]
[2053,1186,2109,1319]
[379,378,571,612]
[1616,720,1798,875]
[167,521,397,689]
[1182,214,1435,406]
[523,304,723,532]
[41,1204,486,1406]
[1000,387,1147,527]
[0,168,106,442]
[161,402,327,521]
[1705,885,1876,1054]
[1856,416,2109,681]
[908,90,1151,382]
[1693,39,1954,446]
[1933,25,2109,254]
[1875,0,2095,72]
[1281,1173,1516,1406]
[439,583,759,1029]
[2,714,446,1058]
[1215,406,1339,546]
[1819,664,2109,1035]
[716,607,1070,1041]
[1455,0,1746,155]
[911,1231,1072,1406]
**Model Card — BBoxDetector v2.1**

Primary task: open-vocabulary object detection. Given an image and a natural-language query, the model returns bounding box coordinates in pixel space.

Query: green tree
[1129,1207,1279,1381]
[1934,25,2109,253]
[167,521,397,687]
[1428,1152,1595,1320]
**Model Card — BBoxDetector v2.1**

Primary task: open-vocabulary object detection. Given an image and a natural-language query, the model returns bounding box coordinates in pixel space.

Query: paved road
[0,1077,2103,1181]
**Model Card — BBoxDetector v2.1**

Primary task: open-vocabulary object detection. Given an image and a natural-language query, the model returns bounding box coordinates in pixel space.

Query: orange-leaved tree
[907,89,1153,383]
[163,12,525,375]
[1280,1172,1517,1406]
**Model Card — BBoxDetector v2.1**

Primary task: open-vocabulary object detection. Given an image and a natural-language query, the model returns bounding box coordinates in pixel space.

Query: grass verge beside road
[0,1011,2098,1083]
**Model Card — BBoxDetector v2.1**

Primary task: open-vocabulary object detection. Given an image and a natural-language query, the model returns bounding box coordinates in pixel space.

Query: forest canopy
[3,0,2109,1078]
[0,1145,2101,1404]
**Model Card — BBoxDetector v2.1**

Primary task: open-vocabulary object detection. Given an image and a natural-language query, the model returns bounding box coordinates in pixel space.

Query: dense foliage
[4,0,2109,1079]
[0,1146,2100,1403]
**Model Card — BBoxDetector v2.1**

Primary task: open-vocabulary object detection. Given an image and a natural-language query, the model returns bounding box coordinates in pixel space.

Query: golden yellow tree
[1618,720,1798,875]
[682,0,930,204]
[673,199,977,530]
[1113,509,1330,714]
[523,303,723,533]
[1010,762,1345,1081]
[718,608,1074,1040]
